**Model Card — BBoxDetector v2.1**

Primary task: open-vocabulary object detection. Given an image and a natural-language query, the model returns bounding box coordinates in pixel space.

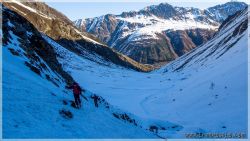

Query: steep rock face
[75,2,247,65]
[3,5,74,85]
[113,33,178,64]
[78,14,119,43]
[165,28,215,56]
[3,1,153,72]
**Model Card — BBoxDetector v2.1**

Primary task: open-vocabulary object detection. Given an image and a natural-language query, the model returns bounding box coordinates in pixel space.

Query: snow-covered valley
[47,8,248,138]
[2,1,248,139]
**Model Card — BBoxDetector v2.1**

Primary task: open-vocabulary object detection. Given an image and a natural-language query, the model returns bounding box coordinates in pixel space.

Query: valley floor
[46,26,248,138]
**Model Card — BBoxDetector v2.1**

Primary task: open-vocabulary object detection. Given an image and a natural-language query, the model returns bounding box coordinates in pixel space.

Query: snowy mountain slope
[3,44,156,138]
[75,2,247,65]
[152,7,248,137]
[68,8,247,138]
[3,5,181,138]
[3,1,153,72]
[2,5,74,86]
[207,1,248,22]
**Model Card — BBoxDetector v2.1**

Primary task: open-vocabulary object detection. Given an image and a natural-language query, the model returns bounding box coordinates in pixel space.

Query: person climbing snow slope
[66,82,82,108]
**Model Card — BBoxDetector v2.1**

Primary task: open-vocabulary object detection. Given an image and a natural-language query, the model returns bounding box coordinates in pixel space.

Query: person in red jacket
[67,82,82,108]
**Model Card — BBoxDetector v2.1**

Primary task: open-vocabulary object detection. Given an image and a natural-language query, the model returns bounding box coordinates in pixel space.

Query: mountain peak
[140,2,176,19]
[144,2,173,10]
[206,1,247,22]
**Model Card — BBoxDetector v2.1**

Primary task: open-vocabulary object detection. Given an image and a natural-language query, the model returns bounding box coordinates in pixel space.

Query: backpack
[73,84,81,95]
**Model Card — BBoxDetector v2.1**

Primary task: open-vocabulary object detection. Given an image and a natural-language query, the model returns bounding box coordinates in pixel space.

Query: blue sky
[46,1,249,21]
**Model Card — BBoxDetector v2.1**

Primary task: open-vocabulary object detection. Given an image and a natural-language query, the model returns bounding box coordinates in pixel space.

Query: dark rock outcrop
[3,5,74,84]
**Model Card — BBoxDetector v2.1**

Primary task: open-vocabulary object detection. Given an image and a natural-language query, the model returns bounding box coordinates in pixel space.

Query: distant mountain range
[74,2,247,65]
